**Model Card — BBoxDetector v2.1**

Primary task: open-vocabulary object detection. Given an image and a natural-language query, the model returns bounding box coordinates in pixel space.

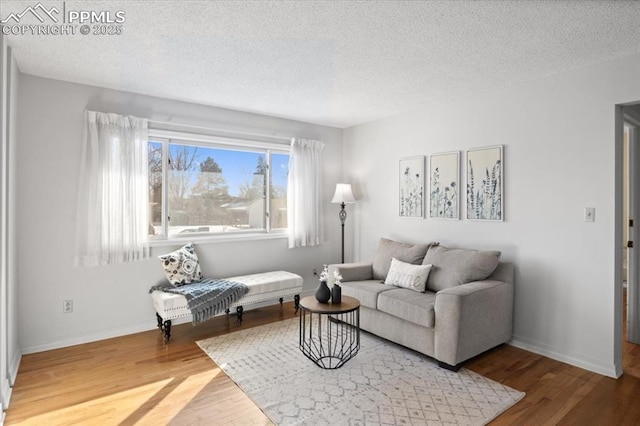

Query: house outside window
[148,131,289,240]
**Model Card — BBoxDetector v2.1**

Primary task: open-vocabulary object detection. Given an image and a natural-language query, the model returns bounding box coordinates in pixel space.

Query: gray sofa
[329,238,514,370]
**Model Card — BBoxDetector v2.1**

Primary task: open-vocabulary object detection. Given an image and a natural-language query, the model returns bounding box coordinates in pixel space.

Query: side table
[298,295,360,369]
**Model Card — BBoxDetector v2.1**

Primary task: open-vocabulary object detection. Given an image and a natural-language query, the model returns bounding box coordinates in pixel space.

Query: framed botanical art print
[429,151,460,219]
[399,156,425,218]
[466,145,504,221]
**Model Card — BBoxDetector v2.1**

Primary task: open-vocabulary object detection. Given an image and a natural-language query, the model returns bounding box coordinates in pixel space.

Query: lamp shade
[331,183,356,204]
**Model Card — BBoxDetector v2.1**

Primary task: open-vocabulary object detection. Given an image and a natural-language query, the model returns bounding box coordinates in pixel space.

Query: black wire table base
[299,304,360,369]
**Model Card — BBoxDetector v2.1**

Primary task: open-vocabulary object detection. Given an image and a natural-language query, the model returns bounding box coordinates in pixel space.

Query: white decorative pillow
[158,243,203,286]
[384,258,433,292]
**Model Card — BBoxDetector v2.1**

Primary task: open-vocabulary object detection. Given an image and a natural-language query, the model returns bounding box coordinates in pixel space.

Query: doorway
[617,102,640,377]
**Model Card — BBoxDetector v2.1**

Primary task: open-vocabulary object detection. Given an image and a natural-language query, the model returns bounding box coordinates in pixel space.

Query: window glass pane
[270,153,289,229]
[148,141,163,236]
[167,143,266,235]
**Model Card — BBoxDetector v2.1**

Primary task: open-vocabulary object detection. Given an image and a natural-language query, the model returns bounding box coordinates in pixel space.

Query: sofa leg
[156,313,163,331]
[294,294,300,313]
[236,306,244,324]
[438,361,461,372]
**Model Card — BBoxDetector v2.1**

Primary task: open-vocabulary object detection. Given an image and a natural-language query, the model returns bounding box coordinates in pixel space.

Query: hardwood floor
[5,302,640,425]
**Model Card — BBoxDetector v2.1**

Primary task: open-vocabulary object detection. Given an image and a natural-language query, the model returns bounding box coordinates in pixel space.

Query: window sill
[147,231,288,247]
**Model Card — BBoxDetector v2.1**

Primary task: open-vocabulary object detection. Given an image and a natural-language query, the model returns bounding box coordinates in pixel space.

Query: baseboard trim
[21,319,158,354]
[509,336,619,378]
[0,382,10,413]
[0,351,21,418]
[21,294,314,354]
[8,351,21,387]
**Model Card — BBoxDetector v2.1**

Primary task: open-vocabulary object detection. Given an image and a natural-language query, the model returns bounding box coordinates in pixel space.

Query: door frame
[615,102,640,377]
[625,113,640,344]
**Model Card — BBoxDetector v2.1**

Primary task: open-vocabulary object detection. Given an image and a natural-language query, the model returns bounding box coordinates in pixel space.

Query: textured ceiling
[3,1,640,128]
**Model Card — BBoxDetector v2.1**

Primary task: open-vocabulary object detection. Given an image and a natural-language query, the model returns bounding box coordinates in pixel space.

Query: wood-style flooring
[5,302,640,425]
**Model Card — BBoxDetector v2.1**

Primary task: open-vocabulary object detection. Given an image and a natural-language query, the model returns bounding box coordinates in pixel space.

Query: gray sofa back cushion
[372,238,432,280]
[423,245,500,291]
[487,262,514,284]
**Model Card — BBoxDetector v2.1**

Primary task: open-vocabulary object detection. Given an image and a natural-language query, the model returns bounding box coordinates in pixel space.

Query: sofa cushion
[384,258,432,292]
[334,263,373,282]
[377,288,436,328]
[423,245,500,292]
[339,280,394,309]
[372,238,432,281]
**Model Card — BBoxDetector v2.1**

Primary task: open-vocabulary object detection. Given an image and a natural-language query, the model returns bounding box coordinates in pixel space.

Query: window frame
[148,129,290,244]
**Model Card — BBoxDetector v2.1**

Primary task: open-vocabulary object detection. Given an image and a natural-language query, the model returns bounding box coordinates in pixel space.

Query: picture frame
[466,145,504,221]
[399,156,425,218]
[428,151,460,220]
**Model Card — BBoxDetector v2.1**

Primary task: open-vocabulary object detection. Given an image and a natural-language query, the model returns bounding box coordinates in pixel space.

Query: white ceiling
[4,1,640,128]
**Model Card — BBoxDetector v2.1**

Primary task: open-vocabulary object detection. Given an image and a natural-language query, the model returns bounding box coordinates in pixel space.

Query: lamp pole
[338,202,347,263]
[331,183,356,265]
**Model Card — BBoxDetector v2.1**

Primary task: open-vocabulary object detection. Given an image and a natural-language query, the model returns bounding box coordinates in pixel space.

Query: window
[148,131,289,240]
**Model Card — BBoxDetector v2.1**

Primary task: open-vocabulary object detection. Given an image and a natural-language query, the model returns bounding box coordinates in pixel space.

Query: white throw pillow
[384,258,432,292]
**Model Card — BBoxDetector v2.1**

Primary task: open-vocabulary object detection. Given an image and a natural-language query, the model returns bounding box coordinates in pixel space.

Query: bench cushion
[152,270,303,320]
[226,271,303,304]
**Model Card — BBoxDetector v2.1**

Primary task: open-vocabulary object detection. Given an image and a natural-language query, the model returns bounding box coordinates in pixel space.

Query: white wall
[0,31,8,422]
[343,53,640,377]
[7,39,20,401]
[17,75,343,353]
[0,34,20,417]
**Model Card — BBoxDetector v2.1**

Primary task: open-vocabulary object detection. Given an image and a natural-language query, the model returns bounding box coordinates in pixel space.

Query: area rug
[197,318,524,425]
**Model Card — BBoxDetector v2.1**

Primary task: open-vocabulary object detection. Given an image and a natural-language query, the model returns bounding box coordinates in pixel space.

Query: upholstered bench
[151,270,303,342]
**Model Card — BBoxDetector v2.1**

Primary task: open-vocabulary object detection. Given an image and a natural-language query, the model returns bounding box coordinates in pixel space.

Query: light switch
[584,207,596,222]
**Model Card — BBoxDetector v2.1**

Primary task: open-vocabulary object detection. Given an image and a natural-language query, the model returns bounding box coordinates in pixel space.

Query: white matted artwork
[466,145,504,221]
[429,151,460,219]
[399,156,424,218]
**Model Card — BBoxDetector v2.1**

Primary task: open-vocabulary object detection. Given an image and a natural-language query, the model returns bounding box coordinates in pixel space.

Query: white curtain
[74,111,149,266]
[287,138,325,248]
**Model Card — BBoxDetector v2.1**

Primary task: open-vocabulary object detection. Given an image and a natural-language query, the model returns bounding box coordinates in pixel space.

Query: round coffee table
[298,295,360,369]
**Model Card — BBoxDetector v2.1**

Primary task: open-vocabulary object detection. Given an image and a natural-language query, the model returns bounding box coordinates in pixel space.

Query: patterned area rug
[197,318,524,425]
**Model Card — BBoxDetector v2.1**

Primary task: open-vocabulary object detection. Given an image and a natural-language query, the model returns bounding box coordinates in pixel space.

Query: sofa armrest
[328,263,374,283]
[434,279,513,366]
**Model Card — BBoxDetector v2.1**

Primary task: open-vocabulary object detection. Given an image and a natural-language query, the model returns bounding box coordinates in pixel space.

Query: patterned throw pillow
[384,258,433,292]
[158,243,203,286]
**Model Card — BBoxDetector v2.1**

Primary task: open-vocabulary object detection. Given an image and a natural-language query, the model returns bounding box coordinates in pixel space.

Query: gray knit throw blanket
[150,279,248,325]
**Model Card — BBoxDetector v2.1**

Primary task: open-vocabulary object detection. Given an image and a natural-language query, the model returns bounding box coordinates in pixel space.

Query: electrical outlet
[63,300,73,313]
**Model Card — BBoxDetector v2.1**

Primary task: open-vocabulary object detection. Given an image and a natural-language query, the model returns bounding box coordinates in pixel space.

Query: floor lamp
[331,183,356,264]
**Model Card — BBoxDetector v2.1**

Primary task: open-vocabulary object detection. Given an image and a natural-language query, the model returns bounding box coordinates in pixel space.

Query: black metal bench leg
[163,319,172,343]
[236,306,244,324]
[294,294,300,313]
